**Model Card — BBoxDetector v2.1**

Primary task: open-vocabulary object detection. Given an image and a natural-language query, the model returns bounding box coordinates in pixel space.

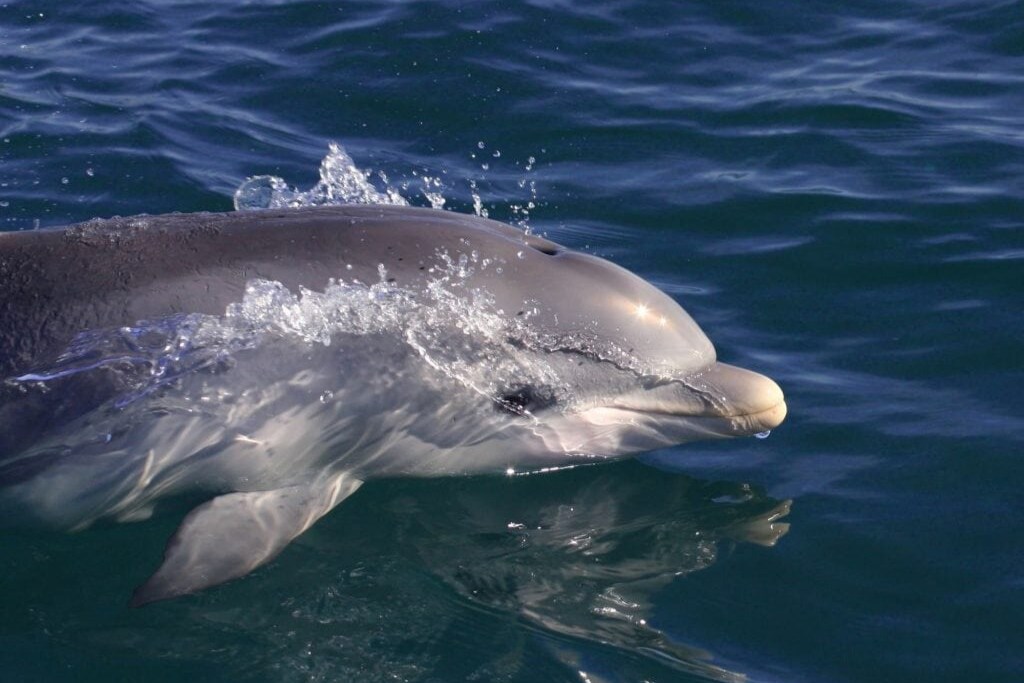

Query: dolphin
[0,205,786,605]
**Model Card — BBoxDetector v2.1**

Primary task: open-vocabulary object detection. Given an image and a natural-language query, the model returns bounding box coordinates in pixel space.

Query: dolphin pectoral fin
[130,472,363,607]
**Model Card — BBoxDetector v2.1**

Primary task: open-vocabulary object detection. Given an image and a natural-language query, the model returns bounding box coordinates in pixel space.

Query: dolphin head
[421,219,788,464]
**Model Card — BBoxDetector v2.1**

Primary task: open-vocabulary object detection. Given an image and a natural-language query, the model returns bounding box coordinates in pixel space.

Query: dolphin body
[0,205,786,605]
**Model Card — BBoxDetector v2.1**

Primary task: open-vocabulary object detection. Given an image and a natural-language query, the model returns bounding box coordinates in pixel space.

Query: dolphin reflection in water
[405,466,790,682]
[0,205,786,605]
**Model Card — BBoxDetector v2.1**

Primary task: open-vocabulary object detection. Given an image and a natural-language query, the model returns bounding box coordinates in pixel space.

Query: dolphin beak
[610,361,787,438]
[691,362,787,435]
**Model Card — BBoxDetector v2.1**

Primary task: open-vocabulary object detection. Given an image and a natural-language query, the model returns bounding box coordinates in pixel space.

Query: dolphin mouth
[609,361,787,437]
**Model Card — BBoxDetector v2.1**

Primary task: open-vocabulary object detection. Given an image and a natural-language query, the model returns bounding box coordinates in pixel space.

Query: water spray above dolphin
[0,205,786,605]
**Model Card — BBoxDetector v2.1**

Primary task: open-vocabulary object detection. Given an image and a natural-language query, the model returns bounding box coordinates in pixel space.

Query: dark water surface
[2,1,1022,682]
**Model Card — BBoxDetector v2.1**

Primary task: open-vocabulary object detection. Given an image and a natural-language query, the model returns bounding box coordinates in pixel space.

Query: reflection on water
[404,465,790,682]
[6,463,790,682]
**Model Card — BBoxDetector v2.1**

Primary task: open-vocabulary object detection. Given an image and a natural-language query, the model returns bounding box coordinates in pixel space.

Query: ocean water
[1,1,1022,682]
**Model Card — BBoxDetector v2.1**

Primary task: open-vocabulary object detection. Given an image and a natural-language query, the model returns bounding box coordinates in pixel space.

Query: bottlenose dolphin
[0,205,786,605]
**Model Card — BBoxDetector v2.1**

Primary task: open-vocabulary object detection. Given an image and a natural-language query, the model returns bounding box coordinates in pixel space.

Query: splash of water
[234,143,408,210]
[12,253,572,416]
[233,141,544,231]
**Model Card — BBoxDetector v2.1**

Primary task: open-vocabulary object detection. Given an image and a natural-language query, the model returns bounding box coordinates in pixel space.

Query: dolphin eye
[496,384,557,415]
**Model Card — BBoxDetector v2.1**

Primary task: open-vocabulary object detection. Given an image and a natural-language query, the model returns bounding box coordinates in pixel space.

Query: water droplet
[234,175,286,210]
[319,391,334,403]
[60,177,68,185]
[755,430,771,439]
[477,141,485,149]
[85,167,94,177]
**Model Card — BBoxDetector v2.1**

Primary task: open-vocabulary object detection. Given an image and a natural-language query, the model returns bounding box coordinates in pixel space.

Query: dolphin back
[0,206,517,457]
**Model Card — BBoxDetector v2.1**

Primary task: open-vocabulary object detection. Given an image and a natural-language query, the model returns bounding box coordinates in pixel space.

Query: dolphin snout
[695,362,787,435]
[611,361,787,438]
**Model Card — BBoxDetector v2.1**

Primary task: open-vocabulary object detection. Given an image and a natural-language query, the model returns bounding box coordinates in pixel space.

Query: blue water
[2,1,1022,681]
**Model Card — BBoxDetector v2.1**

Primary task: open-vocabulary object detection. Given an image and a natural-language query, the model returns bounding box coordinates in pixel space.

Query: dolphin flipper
[131,472,362,606]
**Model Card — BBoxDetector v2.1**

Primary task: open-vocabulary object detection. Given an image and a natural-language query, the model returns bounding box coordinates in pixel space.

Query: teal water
[2,1,1022,682]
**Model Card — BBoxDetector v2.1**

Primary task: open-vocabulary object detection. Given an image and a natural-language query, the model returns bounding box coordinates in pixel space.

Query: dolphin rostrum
[0,205,786,605]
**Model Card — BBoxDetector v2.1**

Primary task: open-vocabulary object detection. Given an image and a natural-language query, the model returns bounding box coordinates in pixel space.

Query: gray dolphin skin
[0,205,786,605]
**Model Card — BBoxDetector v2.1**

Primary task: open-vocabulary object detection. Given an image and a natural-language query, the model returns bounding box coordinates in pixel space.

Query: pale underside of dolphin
[0,205,786,605]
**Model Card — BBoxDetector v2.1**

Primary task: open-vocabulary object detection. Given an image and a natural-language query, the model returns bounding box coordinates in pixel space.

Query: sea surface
[1,1,1022,682]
